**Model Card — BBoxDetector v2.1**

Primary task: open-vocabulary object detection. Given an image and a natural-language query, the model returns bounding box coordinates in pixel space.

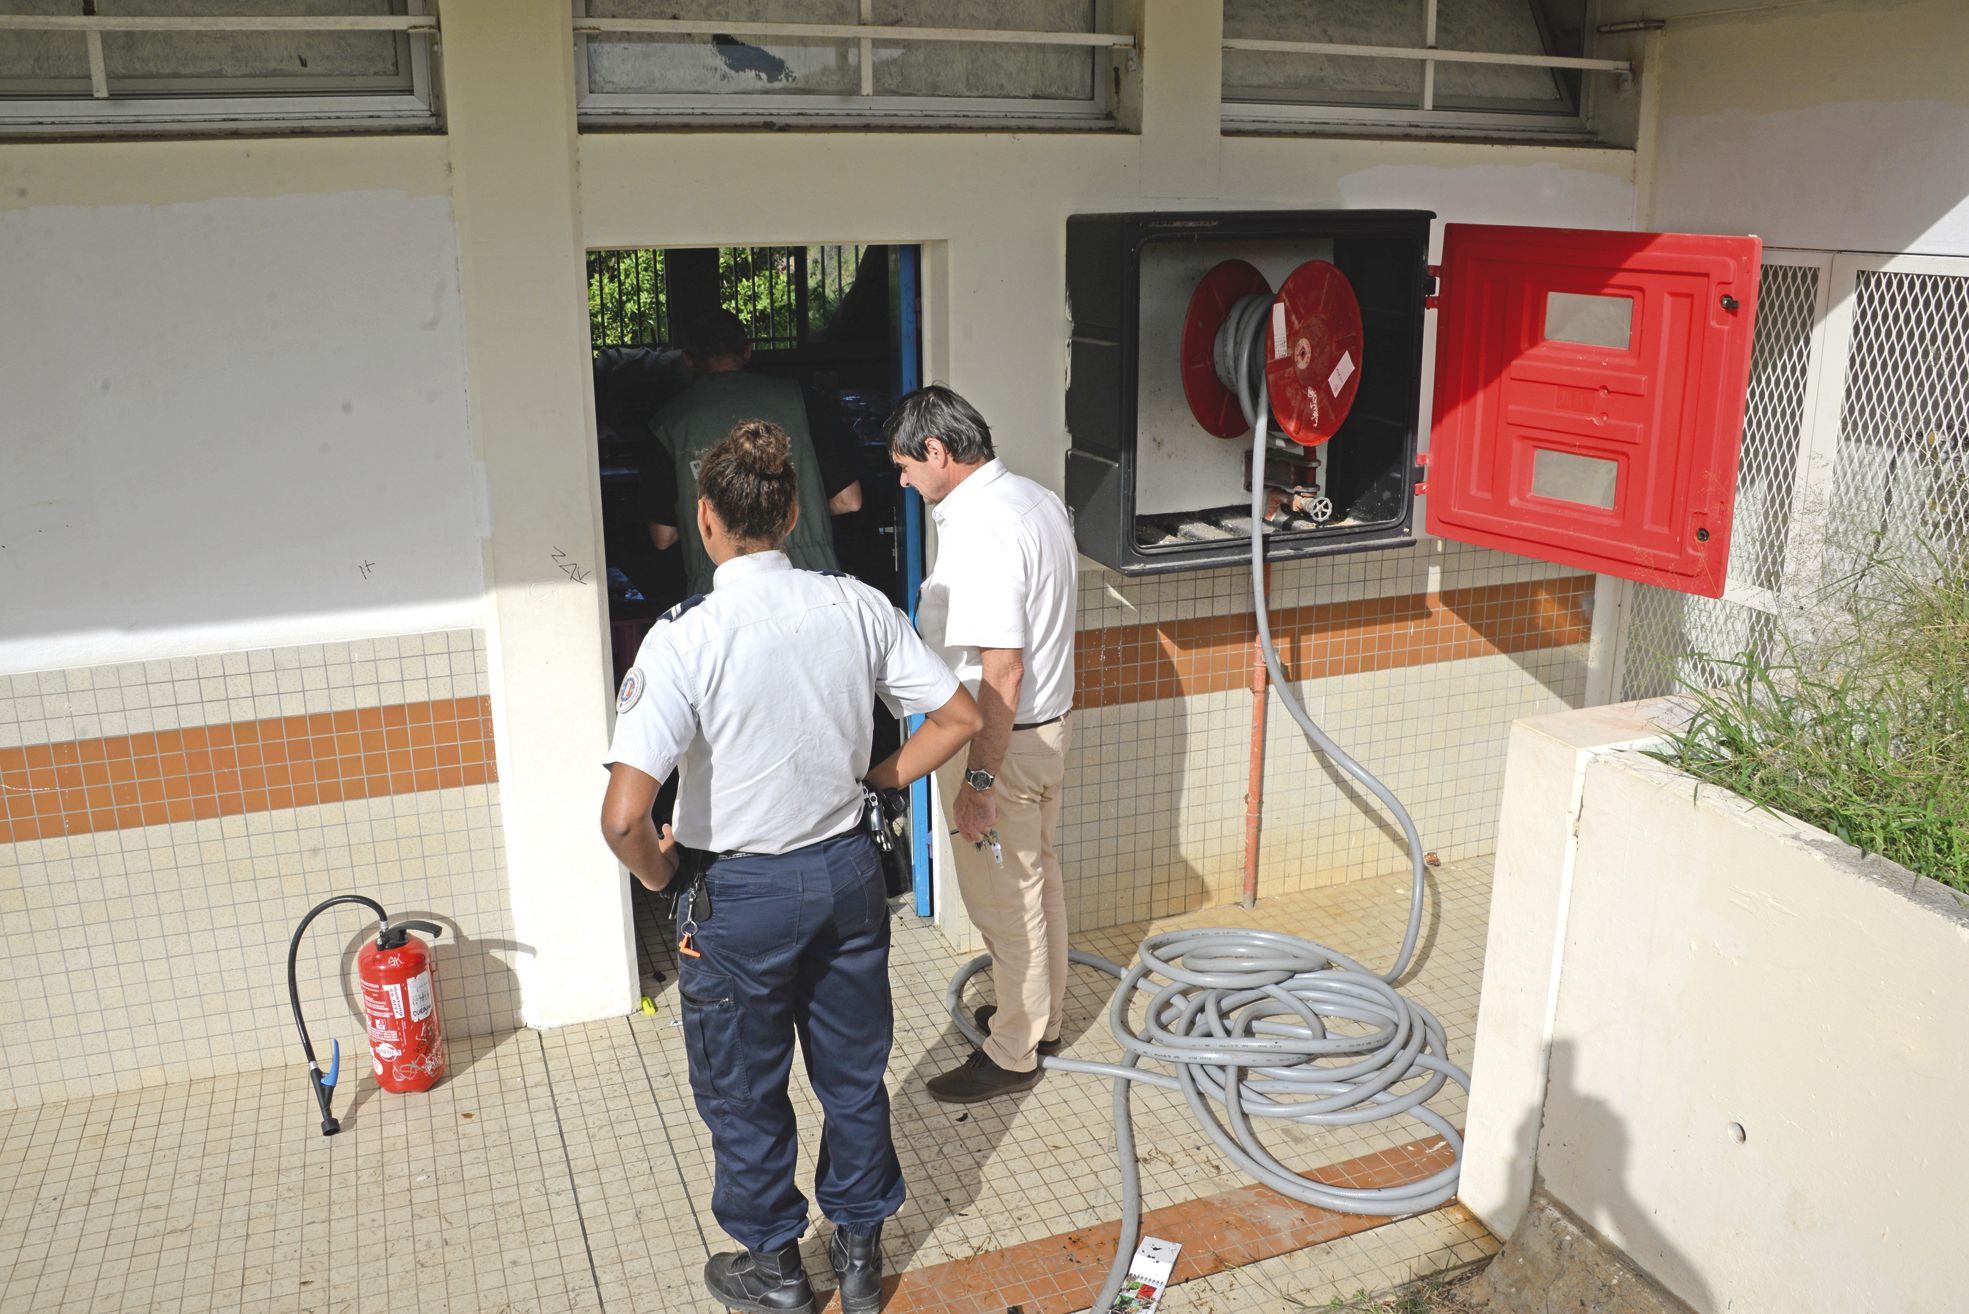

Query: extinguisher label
[387,982,405,1018]
[407,971,434,1023]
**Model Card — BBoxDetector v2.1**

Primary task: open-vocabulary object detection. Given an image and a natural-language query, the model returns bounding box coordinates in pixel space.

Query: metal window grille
[0,3,438,134]
[808,243,866,336]
[1612,252,1969,704]
[571,1,1130,129]
[587,244,870,352]
[1220,0,1620,139]
[721,246,804,352]
[587,249,669,350]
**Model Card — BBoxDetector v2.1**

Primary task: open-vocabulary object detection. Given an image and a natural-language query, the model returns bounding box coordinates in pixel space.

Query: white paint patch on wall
[0,190,485,674]
[1329,160,1640,236]
[1621,0,1969,257]
[1653,100,1969,257]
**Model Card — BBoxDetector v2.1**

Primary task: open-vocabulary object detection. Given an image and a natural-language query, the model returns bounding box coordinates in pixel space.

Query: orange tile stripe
[0,696,498,844]
[1077,575,1595,710]
[850,1136,1465,1314]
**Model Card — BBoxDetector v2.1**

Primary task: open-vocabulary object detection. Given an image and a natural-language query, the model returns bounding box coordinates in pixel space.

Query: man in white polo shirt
[885,385,1079,1103]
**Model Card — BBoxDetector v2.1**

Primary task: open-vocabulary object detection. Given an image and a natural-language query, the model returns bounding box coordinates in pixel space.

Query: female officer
[601,419,980,1314]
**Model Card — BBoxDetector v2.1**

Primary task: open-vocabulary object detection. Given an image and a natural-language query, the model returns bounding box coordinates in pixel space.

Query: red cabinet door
[1425,224,1762,598]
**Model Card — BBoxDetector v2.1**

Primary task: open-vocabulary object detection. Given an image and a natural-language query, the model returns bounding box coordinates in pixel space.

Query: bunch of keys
[950,826,1003,867]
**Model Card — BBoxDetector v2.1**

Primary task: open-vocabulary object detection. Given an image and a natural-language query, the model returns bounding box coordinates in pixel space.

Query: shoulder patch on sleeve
[616,666,645,714]
[657,593,707,624]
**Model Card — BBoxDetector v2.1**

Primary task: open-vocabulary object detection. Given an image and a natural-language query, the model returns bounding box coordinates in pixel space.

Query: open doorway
[584,242,930,994]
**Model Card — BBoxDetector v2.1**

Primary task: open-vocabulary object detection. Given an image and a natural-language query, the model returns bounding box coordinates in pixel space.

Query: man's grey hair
[883,384,995,464]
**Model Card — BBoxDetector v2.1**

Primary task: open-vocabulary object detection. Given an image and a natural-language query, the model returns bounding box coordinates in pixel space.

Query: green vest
[650,372,842,595]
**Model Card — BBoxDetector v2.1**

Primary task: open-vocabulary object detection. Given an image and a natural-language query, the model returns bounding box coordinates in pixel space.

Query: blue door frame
[895,247,934,917]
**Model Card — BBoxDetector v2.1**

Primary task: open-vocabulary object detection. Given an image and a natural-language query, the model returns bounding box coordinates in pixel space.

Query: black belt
[1013,714,1066,732]
[710,816,867,863]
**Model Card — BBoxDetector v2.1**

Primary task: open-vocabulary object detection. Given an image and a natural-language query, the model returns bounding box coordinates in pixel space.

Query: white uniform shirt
[916,459,1078,725]
[605,552,960,855]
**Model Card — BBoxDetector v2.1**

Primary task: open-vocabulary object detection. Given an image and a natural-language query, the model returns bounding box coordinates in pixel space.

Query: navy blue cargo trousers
[674,828,905,1251]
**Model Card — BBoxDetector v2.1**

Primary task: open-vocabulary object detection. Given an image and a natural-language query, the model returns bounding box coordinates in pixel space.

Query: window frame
[0,6,438,136]
[571,1,1131,131]
[1220,0,1618,141]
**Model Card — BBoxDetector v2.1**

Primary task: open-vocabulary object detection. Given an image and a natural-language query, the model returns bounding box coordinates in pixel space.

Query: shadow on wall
[1062,706,1211,926]
[1437,576,1595,706]
[1517,1038,1715,1313]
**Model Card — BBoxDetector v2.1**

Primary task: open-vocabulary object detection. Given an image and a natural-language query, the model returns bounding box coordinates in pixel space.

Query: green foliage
[587,249,665,349]
[588,245,868,352]
[1656,542,1969,892]
[1304,1274,1478,1312]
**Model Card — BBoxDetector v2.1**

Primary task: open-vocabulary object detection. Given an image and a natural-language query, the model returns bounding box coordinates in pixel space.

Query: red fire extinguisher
[287,895,448,1136]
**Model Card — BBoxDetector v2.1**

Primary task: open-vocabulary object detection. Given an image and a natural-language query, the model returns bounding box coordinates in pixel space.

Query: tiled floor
[0,859,1498,1314]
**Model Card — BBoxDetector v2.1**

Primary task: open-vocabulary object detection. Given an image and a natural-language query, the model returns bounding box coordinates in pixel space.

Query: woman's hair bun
[730,419,790,476]
[700,419,798,545]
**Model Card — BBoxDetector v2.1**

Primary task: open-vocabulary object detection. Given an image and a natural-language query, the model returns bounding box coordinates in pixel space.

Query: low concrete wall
[1462,700,1969,1314]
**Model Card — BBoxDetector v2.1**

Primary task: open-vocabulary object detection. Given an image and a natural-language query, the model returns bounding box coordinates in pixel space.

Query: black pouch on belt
[667,845,712,920]
[861,784,911,899]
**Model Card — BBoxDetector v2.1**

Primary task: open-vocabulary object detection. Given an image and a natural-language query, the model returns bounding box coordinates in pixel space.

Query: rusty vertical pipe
[1242,562,1271,908]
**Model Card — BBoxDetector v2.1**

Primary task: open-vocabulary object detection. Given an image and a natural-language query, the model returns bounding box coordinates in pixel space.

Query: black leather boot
[828,1222,884,1314]
[703,1240,816,1314]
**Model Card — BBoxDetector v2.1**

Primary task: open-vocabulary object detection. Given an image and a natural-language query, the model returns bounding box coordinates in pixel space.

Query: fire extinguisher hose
[939,314,1467,1312]
[287,894,388,1137]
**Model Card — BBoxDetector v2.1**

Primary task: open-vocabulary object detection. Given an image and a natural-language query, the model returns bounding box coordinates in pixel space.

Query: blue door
[894,247,935,917]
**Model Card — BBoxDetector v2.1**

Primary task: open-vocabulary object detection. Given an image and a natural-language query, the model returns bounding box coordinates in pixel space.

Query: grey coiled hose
[941,292,1467,1311]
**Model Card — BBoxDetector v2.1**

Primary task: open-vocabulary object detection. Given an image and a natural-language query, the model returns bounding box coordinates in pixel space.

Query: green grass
[1306,1271,1480,1312]
[1654,546,1969,893]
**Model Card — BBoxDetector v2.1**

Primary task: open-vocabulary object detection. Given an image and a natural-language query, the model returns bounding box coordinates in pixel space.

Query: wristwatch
[963,767,996,792]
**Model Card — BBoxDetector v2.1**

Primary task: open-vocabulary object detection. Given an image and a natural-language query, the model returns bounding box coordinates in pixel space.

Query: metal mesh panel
[1618,586,1777,701]
[1615,261,1817,701]
[1730,262,1820,593]
[1823,268,1969,582]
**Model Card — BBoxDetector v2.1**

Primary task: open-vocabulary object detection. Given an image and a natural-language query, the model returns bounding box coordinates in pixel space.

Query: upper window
[0,1,437,135]
[574,0,1130,129]
[1222,0,1611,138]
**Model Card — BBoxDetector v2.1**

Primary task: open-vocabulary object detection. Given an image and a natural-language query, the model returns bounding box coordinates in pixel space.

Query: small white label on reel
[1328,350,1356,397]
[1272,302,1288,359]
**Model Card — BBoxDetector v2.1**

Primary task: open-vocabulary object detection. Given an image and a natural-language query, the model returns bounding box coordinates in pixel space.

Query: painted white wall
[1614,0,1969,256]
[1468,701,1969,1314]
[0,0,1645,1029]
[1461,697,1687,1236]
[0,188,485,673]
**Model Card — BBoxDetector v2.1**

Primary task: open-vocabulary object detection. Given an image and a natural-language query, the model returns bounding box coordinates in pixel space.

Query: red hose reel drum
[1180,258,1272,439]
[1179,257,1365,448]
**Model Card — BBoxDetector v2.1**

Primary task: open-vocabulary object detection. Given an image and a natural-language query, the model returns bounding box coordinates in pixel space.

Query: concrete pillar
[441,3,637,1026]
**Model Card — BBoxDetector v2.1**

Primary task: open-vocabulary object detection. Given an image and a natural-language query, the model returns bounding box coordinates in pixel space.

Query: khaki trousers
[937,717,1071,1073]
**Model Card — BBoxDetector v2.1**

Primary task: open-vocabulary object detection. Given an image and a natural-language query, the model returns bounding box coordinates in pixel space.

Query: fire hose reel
[1065,209,1764,597]
[1179,255,1367,528]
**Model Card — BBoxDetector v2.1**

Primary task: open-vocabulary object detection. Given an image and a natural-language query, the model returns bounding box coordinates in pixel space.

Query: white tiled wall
[0,631,488,750]
[1053,541,1591,933]
[0,631,519,1111]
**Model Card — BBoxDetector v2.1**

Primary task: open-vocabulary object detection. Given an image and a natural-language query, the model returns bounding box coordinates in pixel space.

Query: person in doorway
[640,308,863,596]
[601,420,980,1314]
[885,385,1079,1103]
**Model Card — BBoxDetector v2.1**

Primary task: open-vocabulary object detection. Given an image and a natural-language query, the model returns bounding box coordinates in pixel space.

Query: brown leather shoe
[926,1049,1041,1104]
[973,1005,1063,1057]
